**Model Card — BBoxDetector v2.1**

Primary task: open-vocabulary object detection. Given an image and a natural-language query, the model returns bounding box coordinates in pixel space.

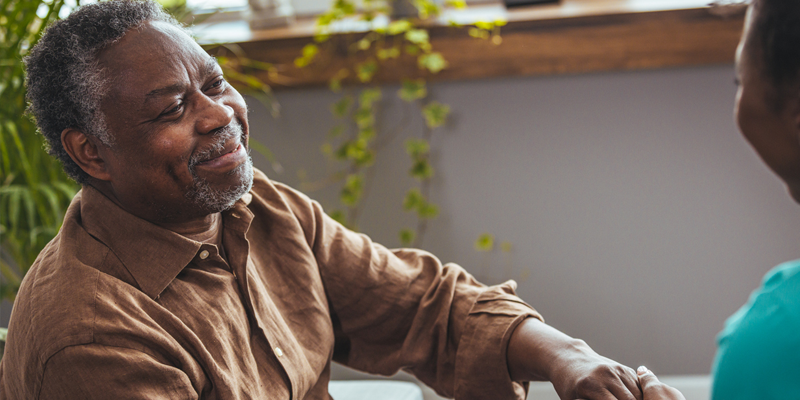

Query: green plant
[293,0,506,247]
[0,0,79,303]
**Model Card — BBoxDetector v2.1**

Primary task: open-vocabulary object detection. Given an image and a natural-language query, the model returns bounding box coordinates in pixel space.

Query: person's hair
[750,0,800,107]
[25,0,180,184]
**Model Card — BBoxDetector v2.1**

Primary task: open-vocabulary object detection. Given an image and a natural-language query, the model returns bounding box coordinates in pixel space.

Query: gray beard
[185,122,254,213]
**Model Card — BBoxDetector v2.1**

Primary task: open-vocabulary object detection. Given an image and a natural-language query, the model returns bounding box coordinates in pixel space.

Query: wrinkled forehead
[97,21,211,101]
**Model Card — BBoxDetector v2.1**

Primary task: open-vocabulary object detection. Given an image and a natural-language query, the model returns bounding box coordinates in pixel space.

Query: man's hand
[636,366,685,400]
[507,318,642,400]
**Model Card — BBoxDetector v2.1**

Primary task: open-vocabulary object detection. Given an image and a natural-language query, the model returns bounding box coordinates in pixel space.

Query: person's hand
[547,339,642,400]
[636,366,685,400]
[507,318,643,400]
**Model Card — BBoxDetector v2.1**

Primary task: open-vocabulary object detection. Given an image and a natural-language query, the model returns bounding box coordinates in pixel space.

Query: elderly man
[0,1,672,399]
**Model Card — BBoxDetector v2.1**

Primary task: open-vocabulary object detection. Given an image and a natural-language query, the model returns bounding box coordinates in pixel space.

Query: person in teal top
[710,0,800,398]
[712,260,800,398]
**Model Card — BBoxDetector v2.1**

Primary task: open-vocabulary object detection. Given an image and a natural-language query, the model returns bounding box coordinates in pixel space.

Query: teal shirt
[712,259,800,399]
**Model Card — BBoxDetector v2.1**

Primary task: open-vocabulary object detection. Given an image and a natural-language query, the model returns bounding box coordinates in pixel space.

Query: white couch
[330,368,711,400]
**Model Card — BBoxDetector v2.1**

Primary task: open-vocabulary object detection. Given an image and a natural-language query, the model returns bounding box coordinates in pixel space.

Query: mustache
[188,122,246,170]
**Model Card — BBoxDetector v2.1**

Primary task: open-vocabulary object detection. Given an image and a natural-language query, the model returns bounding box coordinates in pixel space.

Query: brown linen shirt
[0,169,541,399]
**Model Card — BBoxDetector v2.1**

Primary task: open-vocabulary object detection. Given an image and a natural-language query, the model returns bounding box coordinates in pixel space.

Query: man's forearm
[506,317,586,382]
[506,317,643,400]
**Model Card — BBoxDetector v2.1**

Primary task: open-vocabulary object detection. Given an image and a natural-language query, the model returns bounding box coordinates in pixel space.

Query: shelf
[191,0,747,89]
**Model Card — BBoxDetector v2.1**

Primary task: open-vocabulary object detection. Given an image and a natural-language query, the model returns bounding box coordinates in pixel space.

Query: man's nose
[195,95,234,135]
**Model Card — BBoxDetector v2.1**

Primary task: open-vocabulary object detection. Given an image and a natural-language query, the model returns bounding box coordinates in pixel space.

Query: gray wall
[248,64,800,376]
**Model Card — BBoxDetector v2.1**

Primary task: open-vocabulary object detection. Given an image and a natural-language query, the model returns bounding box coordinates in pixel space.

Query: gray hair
[25,0,181,184]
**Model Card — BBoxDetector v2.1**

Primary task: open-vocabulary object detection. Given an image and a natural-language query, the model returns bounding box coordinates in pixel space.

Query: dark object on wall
[503,0,559,9]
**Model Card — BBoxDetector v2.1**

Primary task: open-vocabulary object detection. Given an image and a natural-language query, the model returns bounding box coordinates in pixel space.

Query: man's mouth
[189,121,248,172]
[196,140,241,165]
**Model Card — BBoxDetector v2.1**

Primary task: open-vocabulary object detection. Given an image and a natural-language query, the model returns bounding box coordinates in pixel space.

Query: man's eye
[161,102,183,117]
[207,78,226,92]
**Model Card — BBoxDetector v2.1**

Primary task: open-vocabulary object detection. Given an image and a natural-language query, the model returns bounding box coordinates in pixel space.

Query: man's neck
[86,181,224,244]
[158,212,223,245]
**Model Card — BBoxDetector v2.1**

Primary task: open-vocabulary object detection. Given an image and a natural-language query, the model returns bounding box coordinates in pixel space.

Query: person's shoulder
[249,168,314,205]
[248,168,319,220]
[712,259,800,399]
[720,259,800,337]
[3,196,161,390]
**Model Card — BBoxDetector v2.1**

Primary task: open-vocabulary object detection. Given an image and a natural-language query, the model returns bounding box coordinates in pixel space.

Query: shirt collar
[79,185,251,299]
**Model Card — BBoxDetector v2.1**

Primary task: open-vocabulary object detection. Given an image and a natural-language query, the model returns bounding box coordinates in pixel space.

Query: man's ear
[61,128,112,182]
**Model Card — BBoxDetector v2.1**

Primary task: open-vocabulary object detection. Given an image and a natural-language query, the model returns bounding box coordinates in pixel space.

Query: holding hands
[507,318,685,400]
[635,366,685,400]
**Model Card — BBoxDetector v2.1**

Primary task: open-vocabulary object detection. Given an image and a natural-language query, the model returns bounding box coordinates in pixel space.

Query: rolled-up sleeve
[277,183,542,400]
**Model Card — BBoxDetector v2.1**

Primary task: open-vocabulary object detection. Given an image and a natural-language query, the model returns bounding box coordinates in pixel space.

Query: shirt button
[274,347,284,357]
[199,250,209,259]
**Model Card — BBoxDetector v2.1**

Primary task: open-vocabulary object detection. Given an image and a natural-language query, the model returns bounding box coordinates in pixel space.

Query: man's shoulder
[3,204,159,386]
[248,168,318,220]
[250,168,313,204]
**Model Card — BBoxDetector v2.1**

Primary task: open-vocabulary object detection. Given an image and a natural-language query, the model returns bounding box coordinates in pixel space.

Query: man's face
[95,21,252,223]
[734,6,800,202]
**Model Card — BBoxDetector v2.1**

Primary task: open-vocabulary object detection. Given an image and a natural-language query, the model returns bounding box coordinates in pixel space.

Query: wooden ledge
[192,0,746,89]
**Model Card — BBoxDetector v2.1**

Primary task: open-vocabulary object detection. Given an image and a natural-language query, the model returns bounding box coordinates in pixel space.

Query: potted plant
[0,0,80,352]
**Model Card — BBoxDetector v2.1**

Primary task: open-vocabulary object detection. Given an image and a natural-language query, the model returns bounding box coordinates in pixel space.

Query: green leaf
[377,47,401,60]
[357,60,378,83]
[359,88,382,108]
[303,43,319,57]
[37,184,62,223]
[294,43,319,67]
[314,32,331,43]
[403,188,424,211]
[468,27,490,39]
[398,79,427,102]
[404,29,429,45]
[445,0,466,8]
[358,126,376,141]
[354,107,374,129]
[331,96,352,118]
[405,44,420,56]
[410,159,433,180]
[387,19,412,35]
[475,21,494,30]
[413,0,440,18]
[417,202,439,219]
[329,68,350,92]
[330,78,343,92]
[404,138,430,158]
[399,228,415,246]
[353,149,375,167]
[328,210,347,225]
[340,174,364,206]
[475,234,495,252]
[357,38,372,51]
[0,259,21,290]
[334,0,357,14]
[418,52,448,74]
[422,101,450,128]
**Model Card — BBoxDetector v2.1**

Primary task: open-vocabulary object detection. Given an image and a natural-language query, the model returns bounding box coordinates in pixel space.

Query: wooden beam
[199,2,745,90]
